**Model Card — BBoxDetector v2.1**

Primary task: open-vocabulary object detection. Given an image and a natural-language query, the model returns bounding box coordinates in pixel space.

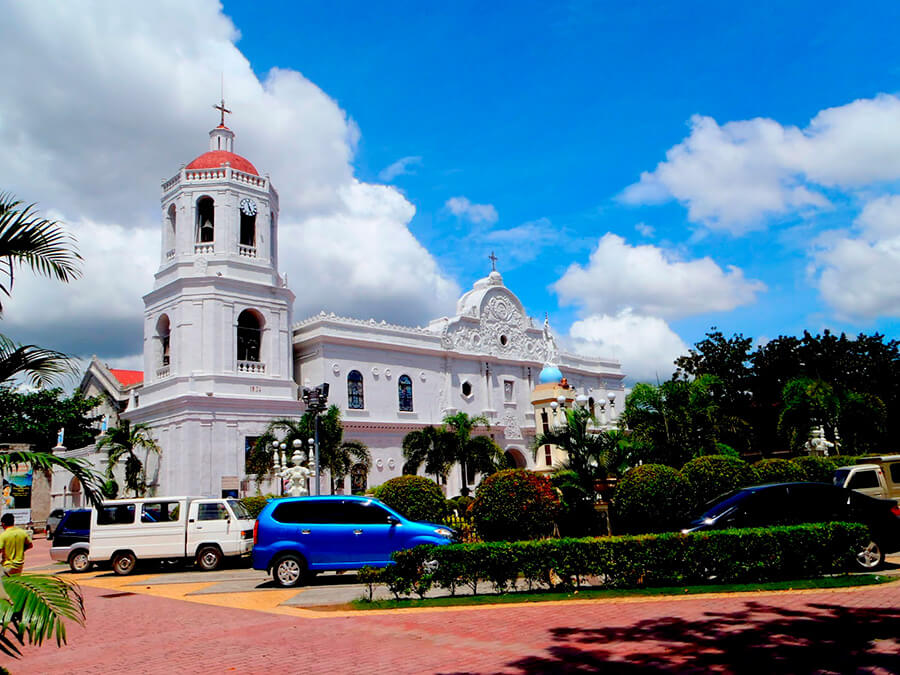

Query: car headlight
[433,527,453,538]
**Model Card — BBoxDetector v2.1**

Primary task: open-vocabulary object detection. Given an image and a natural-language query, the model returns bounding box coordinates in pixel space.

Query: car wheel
[856,540,885,570]
[196,545,223,572]
[112,551,137,576]
[273,554,307,588]
[68,550,92,573]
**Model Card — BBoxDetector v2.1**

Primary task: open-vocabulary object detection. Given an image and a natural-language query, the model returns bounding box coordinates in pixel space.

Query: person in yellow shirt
[0,513,33,575]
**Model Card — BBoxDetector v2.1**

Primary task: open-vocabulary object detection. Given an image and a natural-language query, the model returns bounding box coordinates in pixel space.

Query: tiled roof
[109,369,143,387]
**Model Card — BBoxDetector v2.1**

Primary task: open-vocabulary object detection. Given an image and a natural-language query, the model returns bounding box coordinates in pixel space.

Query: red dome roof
[185,150,259,176]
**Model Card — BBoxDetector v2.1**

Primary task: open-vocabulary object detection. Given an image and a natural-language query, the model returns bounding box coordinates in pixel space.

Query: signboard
[2,466,33,525]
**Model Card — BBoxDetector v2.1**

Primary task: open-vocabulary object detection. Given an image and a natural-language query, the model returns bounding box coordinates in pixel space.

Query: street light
[300,383,330,495]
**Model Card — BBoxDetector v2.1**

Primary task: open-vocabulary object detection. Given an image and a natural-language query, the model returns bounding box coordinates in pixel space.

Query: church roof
[109,369,144,387]
[185,150,259,176]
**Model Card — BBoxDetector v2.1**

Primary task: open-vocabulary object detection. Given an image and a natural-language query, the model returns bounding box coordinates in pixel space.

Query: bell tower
[125,102,300,496]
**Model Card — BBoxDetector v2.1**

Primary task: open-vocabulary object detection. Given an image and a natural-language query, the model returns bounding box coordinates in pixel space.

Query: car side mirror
[387,515,400,526]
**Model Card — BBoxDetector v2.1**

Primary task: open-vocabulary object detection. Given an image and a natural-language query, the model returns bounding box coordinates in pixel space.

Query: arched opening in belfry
[240,211,256,247]
[237,309,263,363]
[196,196,215,243]
[156,314,171,367]
[166,203,176,251]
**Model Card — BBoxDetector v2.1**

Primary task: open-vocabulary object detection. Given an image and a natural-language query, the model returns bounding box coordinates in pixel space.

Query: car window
[334,501,392,524]
[63,511,90,531]
[227,499,251,519]
[833,468,851,486]
[787,484,845,523]
[197,503,229,521]
[848,470,879,490]
[97,504,135,525]
[740,487,791,527]
[271,500,338,524]
[889,464,900,484]
[141,502,181,523]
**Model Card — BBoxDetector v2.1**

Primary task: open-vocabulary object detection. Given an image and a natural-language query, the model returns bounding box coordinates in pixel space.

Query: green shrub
[376,523,867,598]
[239,495,274,519]
[470,469,561,541]
[357,566,383,602]
[612,464,693,535]
[376,475,447,522]
[754,458,805,484]
[551,470,605,537]
[681,455,758,508]
[792,455,838,483]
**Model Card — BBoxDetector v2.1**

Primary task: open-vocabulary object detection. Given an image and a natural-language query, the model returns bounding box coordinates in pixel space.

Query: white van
[89,496,256,575]
[834,455,900,504]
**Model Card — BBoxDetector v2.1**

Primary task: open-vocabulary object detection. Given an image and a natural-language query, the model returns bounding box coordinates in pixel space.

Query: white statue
[805,425,834,457]
[543,313,559,365]
[276,449,316,497]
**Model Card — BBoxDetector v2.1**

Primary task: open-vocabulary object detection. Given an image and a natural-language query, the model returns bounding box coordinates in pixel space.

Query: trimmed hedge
[792,455,838,483]
[754,458,805,484]
[470,469,561,541]
[376,475,447,522]
[239,495,273,519]
[612,464,693,534]
[681,455,758,508]
[374,522,867,598]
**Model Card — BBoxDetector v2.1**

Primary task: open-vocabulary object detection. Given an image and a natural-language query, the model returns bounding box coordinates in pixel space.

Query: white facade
[293,269,626,496]
[55,115,627,504]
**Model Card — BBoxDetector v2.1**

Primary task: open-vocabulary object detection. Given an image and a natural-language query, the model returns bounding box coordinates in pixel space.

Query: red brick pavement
[7,577,900,674]
[10,537,900,673]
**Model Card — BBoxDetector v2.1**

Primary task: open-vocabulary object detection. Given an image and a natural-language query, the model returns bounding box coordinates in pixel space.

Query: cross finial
[488,251,498,272]
[213,97,232,127]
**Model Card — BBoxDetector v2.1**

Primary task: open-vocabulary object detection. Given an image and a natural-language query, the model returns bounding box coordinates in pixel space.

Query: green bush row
[368,522,867,599]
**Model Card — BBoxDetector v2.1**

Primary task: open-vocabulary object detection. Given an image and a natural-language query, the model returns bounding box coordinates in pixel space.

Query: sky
[3,1,900,384]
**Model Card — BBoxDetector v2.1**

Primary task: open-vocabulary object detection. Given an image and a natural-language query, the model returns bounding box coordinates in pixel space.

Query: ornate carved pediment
[441,290,549,361]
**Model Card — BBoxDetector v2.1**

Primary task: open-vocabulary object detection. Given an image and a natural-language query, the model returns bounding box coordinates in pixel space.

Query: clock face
[240,198,258,216]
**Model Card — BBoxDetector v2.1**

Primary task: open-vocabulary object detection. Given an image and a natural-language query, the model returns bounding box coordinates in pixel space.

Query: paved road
[10,538,900,673]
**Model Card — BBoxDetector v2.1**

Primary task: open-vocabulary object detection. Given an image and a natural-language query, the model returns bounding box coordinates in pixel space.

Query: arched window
[398,374,413,411]
[237,309,262,362]
[166,204,176,253]
[156,314,171,367]
[347,370,364,409]
[196,197,215,243]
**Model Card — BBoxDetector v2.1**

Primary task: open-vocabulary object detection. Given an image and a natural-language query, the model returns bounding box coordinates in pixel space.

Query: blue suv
[252,496,455,587]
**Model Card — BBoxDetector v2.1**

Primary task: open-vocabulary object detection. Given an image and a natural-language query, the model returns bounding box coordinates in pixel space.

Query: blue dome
[538,365,563,384]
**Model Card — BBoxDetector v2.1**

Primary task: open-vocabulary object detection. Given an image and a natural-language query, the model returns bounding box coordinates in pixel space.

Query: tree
[441,412,503,495]
[0,191,94,655]
[401,426,454,483]
[532,406,626,493]
[96,422,161,496]
[0,388,101,451]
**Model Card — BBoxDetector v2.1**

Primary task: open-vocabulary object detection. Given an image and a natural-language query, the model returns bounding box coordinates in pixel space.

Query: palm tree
[402,426,454,483]
[0,192,82,316]
[0,335,76,389]
[96,422,161,496]
[533,406,627,493]
[441,412,503,495]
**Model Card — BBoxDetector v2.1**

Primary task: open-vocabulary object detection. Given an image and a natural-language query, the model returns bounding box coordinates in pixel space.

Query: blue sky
[3,2,900,382]
[224,1,900,346]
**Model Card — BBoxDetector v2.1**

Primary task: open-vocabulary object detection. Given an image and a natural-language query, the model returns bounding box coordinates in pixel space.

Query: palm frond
[0,334,77,389]
[0,574,85,654]
[0,193,82,314]
[0,450,104,507]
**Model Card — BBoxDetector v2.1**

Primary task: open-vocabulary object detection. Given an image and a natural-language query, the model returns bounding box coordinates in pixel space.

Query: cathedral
[52,107,626,506]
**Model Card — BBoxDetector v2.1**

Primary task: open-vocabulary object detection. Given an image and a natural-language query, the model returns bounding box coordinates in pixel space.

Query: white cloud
[482,218,556,265]
[445,196,499,225]
[812,194,900,319]
[0,2,458,360]
[622,95,900,233]
[553,234,765,319]
[378,156,422,182]
[568,310,688,384]
[634,222,654,238]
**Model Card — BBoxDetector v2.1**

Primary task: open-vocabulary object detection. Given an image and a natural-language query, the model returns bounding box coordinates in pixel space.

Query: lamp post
[301,383,330,496]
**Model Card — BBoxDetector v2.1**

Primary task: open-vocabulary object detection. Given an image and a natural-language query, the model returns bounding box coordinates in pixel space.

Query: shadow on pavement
[473,601,900,673]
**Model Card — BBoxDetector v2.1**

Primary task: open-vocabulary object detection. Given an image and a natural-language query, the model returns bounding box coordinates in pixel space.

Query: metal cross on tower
[489,251,498,272]
[213,97,232,127]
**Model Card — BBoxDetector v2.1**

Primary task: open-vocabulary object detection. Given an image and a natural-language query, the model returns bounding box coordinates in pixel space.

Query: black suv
[683,482,900,570]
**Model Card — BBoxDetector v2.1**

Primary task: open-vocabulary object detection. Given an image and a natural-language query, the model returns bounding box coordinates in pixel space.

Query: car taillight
[253,520,258,545]
[891,505,900,518]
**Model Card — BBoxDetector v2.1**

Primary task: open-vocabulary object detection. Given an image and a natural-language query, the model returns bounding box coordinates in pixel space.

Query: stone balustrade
[194,243,214,255]
[237,360,266,374]
[238,244,257,258]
